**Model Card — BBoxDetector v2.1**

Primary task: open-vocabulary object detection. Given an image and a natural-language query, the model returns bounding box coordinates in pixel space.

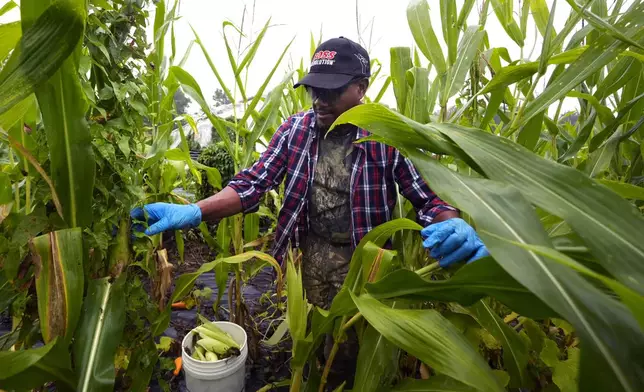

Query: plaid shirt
[228,109,456,263]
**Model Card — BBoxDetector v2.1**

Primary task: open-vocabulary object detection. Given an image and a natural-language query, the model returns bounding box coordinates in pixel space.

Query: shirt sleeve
[392,149,458,226]
[227,117,292,213]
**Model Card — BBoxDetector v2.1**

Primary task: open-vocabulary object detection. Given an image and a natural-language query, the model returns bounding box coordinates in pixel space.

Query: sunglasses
[306,77,366,104]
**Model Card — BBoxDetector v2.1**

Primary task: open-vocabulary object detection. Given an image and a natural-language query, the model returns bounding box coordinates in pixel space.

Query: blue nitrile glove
[421,218,489,267]
[130,202,202,236]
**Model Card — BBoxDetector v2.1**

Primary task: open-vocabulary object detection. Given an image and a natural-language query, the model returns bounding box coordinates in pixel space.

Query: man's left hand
[420,218,489,267]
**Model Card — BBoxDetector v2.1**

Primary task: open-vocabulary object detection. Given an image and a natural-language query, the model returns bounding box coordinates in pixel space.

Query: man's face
[307,79,368,130]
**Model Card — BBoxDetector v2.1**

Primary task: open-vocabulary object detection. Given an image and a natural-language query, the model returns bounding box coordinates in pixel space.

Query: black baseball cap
[294,37,371,90]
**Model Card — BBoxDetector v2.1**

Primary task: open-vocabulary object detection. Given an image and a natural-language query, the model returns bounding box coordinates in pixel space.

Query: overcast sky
[1,0,601,112]
[157,0,579,111]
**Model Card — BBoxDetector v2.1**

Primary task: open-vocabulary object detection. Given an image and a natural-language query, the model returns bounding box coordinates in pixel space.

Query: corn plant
[264,0,644,391]
[0,0,227,389]
[163,10,300,333]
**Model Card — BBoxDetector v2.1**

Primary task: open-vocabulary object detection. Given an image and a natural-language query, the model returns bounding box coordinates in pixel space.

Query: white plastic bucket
[181,321,248,392]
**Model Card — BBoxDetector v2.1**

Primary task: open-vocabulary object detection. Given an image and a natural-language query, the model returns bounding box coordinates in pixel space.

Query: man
[132,37,488,386]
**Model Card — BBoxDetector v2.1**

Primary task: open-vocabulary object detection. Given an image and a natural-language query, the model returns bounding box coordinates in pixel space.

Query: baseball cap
[294,37,371,90]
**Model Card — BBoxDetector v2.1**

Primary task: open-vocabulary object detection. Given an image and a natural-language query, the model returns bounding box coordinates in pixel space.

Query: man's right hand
[130,203,202,236]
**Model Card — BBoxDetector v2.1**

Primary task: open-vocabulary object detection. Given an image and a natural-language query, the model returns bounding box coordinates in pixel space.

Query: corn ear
[197,337,230,355]
[194,325,239,349]
[197,315,240,348]
[205,351,219,362]
[194,345,206,361]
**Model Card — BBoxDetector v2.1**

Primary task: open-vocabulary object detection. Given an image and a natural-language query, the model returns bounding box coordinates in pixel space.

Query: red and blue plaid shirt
[228,109,456,263]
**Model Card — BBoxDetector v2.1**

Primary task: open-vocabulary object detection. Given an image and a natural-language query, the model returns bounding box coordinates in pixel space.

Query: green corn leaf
[457,1,476,31]
[490,0,524,47]
[531,0,554,39]
[238,37,293,128]
[31,229,84,345]
[480,46,587,94]
[168,66,234,156]
[538,0,558,75]
[407,0,446,74]
[585,131,620,178]
[565,91,613,124]
[22,0,95,228]
[373,76,391,104]
[286,254,307,342]
[191,24,235,106]
[333,103,644,390]
[353,304,401,392]
[242,73,291,168]
[390,47,413,114]
[366,257,555,319]
[0,2,84,115]
[558,111,597,162]
[0,338,75,391]
[0,21,20,61]
[213,217,231,310]
[519,1,644,127]
[361,242,397,284]
[565,0,644,50]
[434,122,644,294]
[171,251,281,303]
[595,56,641,101]
[0,1,17,17]
[589,91,644,152]
[427,75,440,115]
[333,104,474,167]
[151,0,166,64]
[479,89,504,130]
[596,179,644,201]
[343,218,423,295]
[392,376,477,391]
[471,299,530,388]
[517,111,545,151]
[402,147,644,392]
[353,293,504,392]
[74,276,127,392]
[440,0,458,65]
[406,67,430,122]
[175,229,184,264]
[0,94,34,131]
[263,318,289,347]
[243,213,259,244]
[520,0,530,39]
[222,21,246,102]
[441,25,484,104]
[236,19,271,75]
[490,237,644,331]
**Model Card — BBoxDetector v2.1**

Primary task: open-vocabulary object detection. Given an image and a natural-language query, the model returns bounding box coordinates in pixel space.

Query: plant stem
[506,74,541,136]
[416,261,440,277]
[318,340,340,392]
[235,268,242,324]
[553,98,565,122]
[290,367,303,392]
[342,312,363,331]
[25,177,31,213]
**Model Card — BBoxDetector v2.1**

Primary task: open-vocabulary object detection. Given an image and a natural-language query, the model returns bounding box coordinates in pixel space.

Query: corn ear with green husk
[205,351,219,362]
[194,326,239,349]
[197,337,232,355]
[30,228,84,345]
[108,218,130,278]
[197,314,239,348]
